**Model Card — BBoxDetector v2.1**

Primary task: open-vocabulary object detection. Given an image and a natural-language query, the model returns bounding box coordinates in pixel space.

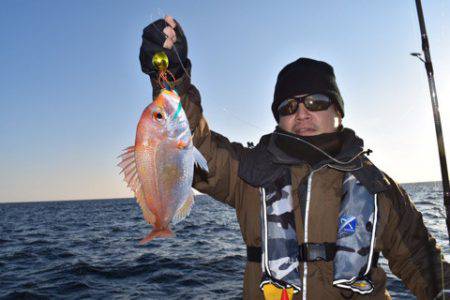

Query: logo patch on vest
[338,215,357,237]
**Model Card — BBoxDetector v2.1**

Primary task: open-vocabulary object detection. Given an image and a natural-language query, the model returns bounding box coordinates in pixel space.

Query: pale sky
[1,0,450,202]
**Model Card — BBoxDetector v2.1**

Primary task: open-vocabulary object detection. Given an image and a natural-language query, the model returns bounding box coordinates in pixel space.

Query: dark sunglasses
[277,94,332,116]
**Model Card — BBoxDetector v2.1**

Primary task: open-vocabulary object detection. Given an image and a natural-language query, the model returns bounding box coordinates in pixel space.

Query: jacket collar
[267,127,366,171]
[238,127,390,193]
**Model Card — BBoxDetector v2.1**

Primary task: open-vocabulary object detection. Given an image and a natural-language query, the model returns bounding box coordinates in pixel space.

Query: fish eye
[152,111,165,121]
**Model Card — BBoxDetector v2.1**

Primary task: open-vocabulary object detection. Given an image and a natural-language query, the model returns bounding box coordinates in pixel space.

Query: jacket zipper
[260,187,272,278]
[302,170,315,300]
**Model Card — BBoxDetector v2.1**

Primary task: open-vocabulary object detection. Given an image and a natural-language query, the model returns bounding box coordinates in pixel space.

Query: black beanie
[272,57,344,121]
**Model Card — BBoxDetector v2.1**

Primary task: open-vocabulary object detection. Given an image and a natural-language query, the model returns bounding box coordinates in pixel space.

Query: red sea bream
[118,89,208,244]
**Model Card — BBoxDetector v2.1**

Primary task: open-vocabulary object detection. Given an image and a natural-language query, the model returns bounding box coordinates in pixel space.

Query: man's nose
[295,103,311,119]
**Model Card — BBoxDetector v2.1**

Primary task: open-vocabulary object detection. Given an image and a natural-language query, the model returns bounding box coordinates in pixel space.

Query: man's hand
[139,15,188,78]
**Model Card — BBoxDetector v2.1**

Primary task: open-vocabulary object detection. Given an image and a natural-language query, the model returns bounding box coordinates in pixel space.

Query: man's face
[278,102,342,136]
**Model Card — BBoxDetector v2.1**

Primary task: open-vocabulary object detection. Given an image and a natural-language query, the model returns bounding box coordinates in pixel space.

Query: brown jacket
[151,73,450,299]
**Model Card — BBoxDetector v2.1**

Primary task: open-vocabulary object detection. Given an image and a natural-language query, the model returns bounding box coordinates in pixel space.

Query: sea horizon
[0,180,444,204]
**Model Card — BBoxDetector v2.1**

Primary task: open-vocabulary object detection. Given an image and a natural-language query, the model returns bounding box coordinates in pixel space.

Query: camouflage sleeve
[380,178,450,299]
[149,63,247,208]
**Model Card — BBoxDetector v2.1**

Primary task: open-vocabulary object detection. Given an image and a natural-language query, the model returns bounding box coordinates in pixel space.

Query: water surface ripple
[0,182,448,299]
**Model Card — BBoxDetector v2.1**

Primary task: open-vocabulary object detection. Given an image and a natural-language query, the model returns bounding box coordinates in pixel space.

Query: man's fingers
[163,26,176,40]
[162,16,180,50]
[162,26,177,49]
[164,15,176,29]
[163,39,174,49]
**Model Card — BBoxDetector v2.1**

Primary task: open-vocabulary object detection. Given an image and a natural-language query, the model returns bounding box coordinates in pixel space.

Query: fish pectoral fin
[117,145,140,194]
[193,146,209,172]
[172,192,194,225]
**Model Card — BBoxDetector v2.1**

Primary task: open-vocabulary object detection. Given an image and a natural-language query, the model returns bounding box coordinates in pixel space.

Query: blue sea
[0,182,448,299]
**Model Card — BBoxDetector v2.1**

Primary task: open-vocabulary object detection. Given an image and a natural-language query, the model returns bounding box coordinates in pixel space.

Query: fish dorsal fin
[117,146,155,224]
[172,191,194,225]
[193,146,209,172]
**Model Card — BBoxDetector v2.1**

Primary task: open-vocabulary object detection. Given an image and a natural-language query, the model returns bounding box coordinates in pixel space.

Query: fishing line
[172,44,191,81]
[220,108,265,131]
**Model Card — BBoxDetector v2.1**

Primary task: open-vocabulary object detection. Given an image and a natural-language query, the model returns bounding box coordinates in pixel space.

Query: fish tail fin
[139,228,174,245]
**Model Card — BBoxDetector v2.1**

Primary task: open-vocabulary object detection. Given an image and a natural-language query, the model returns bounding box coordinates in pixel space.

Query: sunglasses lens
[303,94,331,111]
[278,98,299,116]
[277,94,332,117]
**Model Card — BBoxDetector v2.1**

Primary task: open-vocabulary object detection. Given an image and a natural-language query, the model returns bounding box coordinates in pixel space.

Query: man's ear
[333,104,343,128]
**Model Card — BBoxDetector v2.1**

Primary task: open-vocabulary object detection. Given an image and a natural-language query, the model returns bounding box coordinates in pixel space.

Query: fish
[118,89,208,244]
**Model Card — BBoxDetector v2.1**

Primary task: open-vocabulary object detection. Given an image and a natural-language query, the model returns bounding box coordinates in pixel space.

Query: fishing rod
[412,0,450,243]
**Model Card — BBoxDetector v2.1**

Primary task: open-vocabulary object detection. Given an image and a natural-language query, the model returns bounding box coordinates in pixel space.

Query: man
[139,16,449,299]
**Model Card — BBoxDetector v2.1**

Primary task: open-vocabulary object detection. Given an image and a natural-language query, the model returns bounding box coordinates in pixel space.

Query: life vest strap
[247,244,379,265]
[299,242,336,262]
